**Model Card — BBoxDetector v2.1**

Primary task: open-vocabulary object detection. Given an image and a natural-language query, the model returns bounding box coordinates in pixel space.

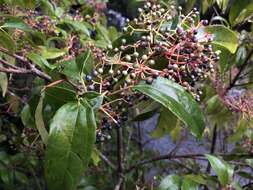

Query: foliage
[0,0,252,190]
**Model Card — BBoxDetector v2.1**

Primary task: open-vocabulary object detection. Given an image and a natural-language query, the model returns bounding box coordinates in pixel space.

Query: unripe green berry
[125,55,131,61]
[98,68,103,74]
[109,69,114,75]
[122,70,128,76]
[133,63,139,68]
[133,52,139,57]
[107,44,113,49]
[125,78,131,84]
[130,73,136,78]
[121,38,126,44]
[142,54,148,60]
[149,60,155,65]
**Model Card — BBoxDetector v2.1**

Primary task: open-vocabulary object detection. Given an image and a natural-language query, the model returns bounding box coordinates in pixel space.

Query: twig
[125,153,253,173]
[97,150,117,170]
[0,66,30,74]
[116,127,125,190]
[114,177,124,190]
[227,49,253,90]
[206,125,217,173]
[0,47,51,81]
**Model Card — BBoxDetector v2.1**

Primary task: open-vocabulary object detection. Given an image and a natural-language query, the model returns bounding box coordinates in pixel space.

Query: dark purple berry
[85,75,92,81]
[202,20,208,26]
[176,26,184,35]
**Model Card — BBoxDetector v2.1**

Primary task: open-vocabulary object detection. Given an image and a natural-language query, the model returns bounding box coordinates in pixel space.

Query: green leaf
[205,154,234,186]
[132,100,160,121]
[1,18,32,31]
[229,0,253,26]
[40,0,55,16]
[233,3,253,25]
[133,77,205,138]
[236,46,247,66]
[246,159,253,168]
[151,108,178,138]
[60,59,80,80]
[95,23,111,44]
[0,30,15,52]
[60,51,93,80]
[184,175,207,185]
[216,0,229,13]
[159,174,181,190]
[45,102,96,190]
[90,148,100,166]
[28,52,56,70]
[76,50,93,76]
[3,0,36,9]
[0,72,8,97]
[202,0,214,14]
[227,118,248,142]
[35,95,49,144]
[39,46,66,60]
[61,20,90,36]
[205,25,238,53]
[212,44,232,72]
[45,85,76,110]
[83,92,104,111]
[182,178,199,190]
[21,104,36,128]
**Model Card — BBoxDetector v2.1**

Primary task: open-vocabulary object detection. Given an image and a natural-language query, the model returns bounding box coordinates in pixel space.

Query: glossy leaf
[39,46,66,60]
[76,50,93,76]
[28,52,56,70]
[205,154,234,186]
[182,178,199,190]
[133,77,205,138]
[60,59,80,80]
[61,20,90,36]
[35,95,49,144]
[0,30,15,52]
[205,25,238,53]
[159,174,181,190]
[132,100,160,121]
[96,23,111,44]
[229,0,253,26]
[216,0,229,13]
[82,92,104,111]
[151,108,178,138]
[0,72,8,97]
[60,50,94,80]
[21,104,36,128]
[236,46,247,66]
[45,102,96,190]
[233,3,253,25]
[1,18,32,31]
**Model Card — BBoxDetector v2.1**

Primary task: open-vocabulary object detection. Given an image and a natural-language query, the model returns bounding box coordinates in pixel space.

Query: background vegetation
[0,0,252,190]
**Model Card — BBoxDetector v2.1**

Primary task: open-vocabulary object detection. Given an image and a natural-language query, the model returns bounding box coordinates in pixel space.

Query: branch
[0,47,51,81]
[114,177,124,190]
[206,125,217,173]
[227,49,253,90]
[97,150,117,170]
[125,153,253,173]
[115,127,125,190]
[0,66,30,74]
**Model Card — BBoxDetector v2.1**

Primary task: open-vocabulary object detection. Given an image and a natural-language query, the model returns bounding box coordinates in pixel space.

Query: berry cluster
[25,12,57,35]
[88,2,219,142]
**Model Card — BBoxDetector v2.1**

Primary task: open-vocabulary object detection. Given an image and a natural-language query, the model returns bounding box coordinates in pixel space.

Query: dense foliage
[0,0,252,190]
